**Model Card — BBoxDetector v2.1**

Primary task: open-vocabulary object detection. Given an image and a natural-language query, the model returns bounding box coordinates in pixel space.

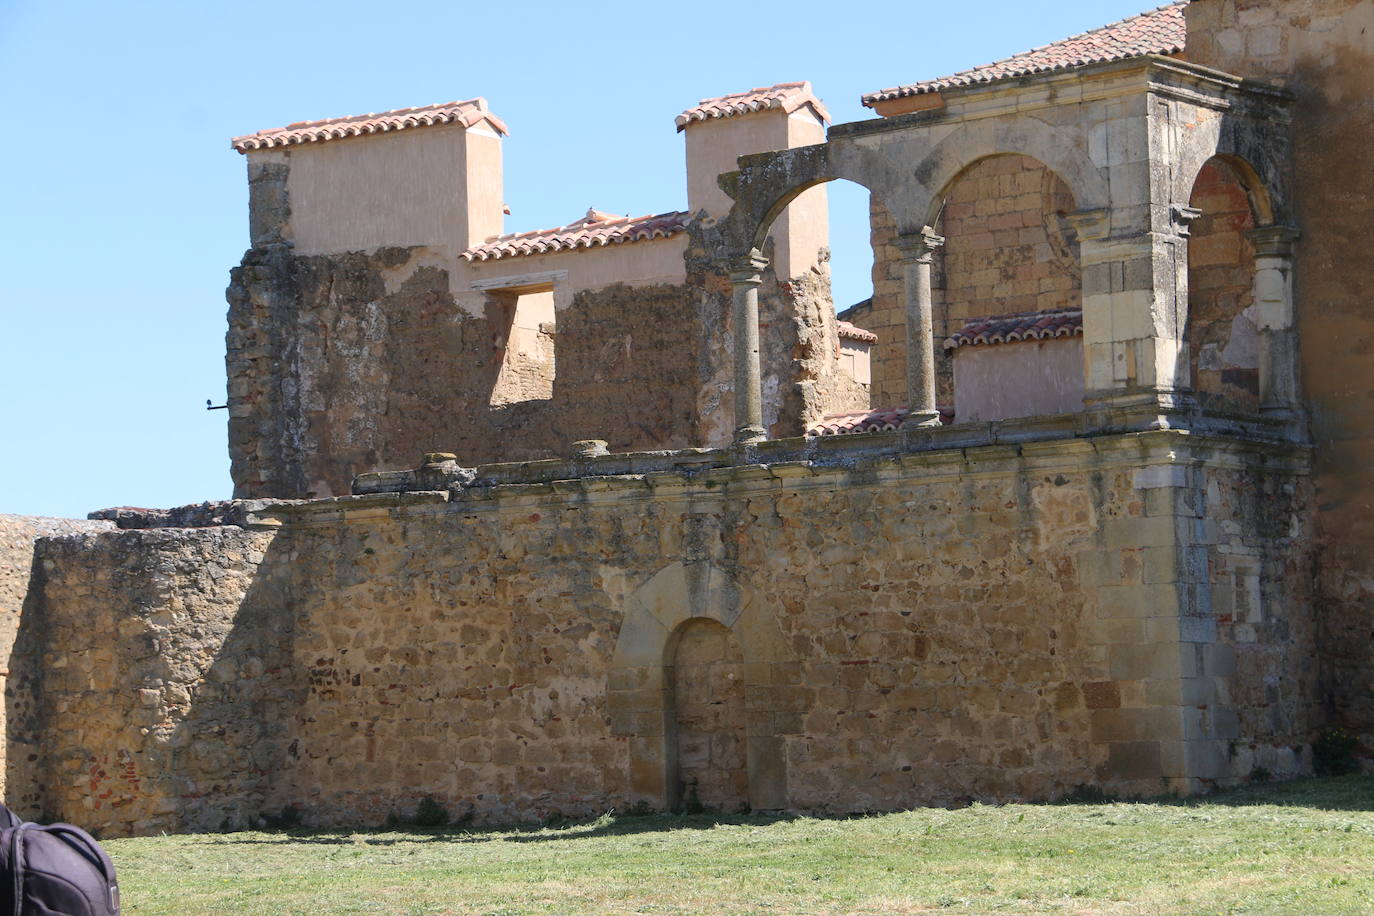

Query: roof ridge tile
[232,98,508,153]
[676,81,831,131]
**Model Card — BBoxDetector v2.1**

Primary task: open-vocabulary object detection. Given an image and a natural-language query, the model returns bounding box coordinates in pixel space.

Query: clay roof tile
[807,405,955,437]
[836,320,878,344]
[231,98,508,153]
[676,81,831,131]
[943,308,1084,350]
[862,3,1186,106]
[461,209,694,262]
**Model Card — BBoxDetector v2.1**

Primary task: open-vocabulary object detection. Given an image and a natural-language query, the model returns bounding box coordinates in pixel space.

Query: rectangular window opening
[489,282,556,407]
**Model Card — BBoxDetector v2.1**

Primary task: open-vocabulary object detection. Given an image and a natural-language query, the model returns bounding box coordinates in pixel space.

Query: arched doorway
[667,618,748,812]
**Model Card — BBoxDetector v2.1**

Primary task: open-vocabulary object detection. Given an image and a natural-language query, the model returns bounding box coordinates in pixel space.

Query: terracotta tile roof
[808,405,954,436]
[461,208,692,262]
[232,98,508,153]
[836,320,878,344]
[862,3,1186,106]
[676,81,831,131]
[944,308,1083,349]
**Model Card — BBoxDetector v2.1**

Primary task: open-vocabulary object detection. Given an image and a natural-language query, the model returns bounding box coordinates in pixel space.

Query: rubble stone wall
[227,245,706,499]
[1186,0,1374,749]
[0,516,113,810]
[228,234,866,500]
[13,527,292,830]
[19,432,1316,836]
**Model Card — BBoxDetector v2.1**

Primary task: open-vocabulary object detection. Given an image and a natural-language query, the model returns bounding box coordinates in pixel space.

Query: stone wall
[12,526,291,830]
[0,516,113,811]
[1186,0,1374,751]
[227,245,707,499]
[17,431,1316,836]
[227,233,867,501]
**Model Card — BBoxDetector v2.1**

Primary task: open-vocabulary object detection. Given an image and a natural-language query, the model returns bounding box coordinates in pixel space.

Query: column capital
[893,227,945,263]
[728,250,769,284]
[1247,225,1301,258]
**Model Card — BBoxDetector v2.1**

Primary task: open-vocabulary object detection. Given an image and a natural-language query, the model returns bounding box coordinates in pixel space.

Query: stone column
[1247,226,1302,420]
[894,228,945,429]
[730,253,769,446]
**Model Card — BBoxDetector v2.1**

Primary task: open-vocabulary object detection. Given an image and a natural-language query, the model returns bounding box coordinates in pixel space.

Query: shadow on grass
[1050,773,1374,813]
[197,809,802,848]
[193,774,1374,849]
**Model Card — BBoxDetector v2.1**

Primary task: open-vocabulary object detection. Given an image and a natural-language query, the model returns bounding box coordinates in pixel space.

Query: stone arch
[864,151,1083,416]
[607,561,795,812]
[715,142,904,262]
[1184,156,1266,412]
[1174,131,1290,230]
[910,119,1110,230]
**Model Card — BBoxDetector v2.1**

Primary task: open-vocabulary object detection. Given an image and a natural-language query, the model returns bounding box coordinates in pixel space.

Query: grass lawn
[105,775,1374,916]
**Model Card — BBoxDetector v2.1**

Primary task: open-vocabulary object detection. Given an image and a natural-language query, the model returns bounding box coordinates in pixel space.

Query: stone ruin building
[1,0,1372,835]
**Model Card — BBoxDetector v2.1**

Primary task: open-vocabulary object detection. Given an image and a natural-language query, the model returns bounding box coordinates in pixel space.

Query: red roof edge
[232,98,508,153]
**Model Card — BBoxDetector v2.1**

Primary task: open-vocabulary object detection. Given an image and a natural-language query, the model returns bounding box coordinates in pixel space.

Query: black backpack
[0,806,119,916]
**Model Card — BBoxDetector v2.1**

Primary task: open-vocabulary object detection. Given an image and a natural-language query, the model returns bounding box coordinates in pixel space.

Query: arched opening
[666,618,748,813]
[891,153,1082,423]
[745,176,883,435]
[827,180,879,405]
[1185,157,1262,413]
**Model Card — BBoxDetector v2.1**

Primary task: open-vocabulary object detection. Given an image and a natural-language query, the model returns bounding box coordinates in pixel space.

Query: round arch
[908,119,1110,229]
[1183,152,1277,228]
[605,561,797,813]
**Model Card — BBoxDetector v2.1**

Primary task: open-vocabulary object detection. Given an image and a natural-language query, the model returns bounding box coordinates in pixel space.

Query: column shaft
[731,254,769,445]
[895,229,944,428]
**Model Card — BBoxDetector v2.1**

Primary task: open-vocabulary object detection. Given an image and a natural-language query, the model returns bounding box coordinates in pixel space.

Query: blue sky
[0,0,1155,519]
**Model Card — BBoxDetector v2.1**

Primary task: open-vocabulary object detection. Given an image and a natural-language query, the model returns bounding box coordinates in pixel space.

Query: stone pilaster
[1247,226,1302,420]
[1076,203,1199,428]
[1080,454,1238,796]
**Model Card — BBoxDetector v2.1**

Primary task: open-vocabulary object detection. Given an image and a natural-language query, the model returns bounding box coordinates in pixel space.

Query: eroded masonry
[4,0,1373,835]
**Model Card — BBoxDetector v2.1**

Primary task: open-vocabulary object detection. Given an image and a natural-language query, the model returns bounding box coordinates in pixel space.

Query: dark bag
[0,805,118,916]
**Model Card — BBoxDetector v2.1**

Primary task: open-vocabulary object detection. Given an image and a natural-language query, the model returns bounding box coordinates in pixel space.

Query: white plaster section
[839,340,871,386]
[284,124,503,256]
[952,338,1085,422]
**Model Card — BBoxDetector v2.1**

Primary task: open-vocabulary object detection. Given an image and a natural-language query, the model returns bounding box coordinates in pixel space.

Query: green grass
[106,776,1374,915]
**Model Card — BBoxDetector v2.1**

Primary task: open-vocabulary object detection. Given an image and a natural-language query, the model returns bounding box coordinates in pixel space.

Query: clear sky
[0,0,1156,519]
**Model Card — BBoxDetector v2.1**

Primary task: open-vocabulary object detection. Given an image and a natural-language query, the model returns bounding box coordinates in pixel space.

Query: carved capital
[1247,225,1301,258]
[893,227,945,263]
[729,249,769,285]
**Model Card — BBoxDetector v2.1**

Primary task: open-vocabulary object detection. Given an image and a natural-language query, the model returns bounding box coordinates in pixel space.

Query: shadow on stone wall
[6,558,52,820]
[7,526,300,835]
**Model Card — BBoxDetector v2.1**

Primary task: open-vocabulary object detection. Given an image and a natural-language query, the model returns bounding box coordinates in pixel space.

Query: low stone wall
[15,431,1318,836]
[15,526,289,830]
[0,515,114,813]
